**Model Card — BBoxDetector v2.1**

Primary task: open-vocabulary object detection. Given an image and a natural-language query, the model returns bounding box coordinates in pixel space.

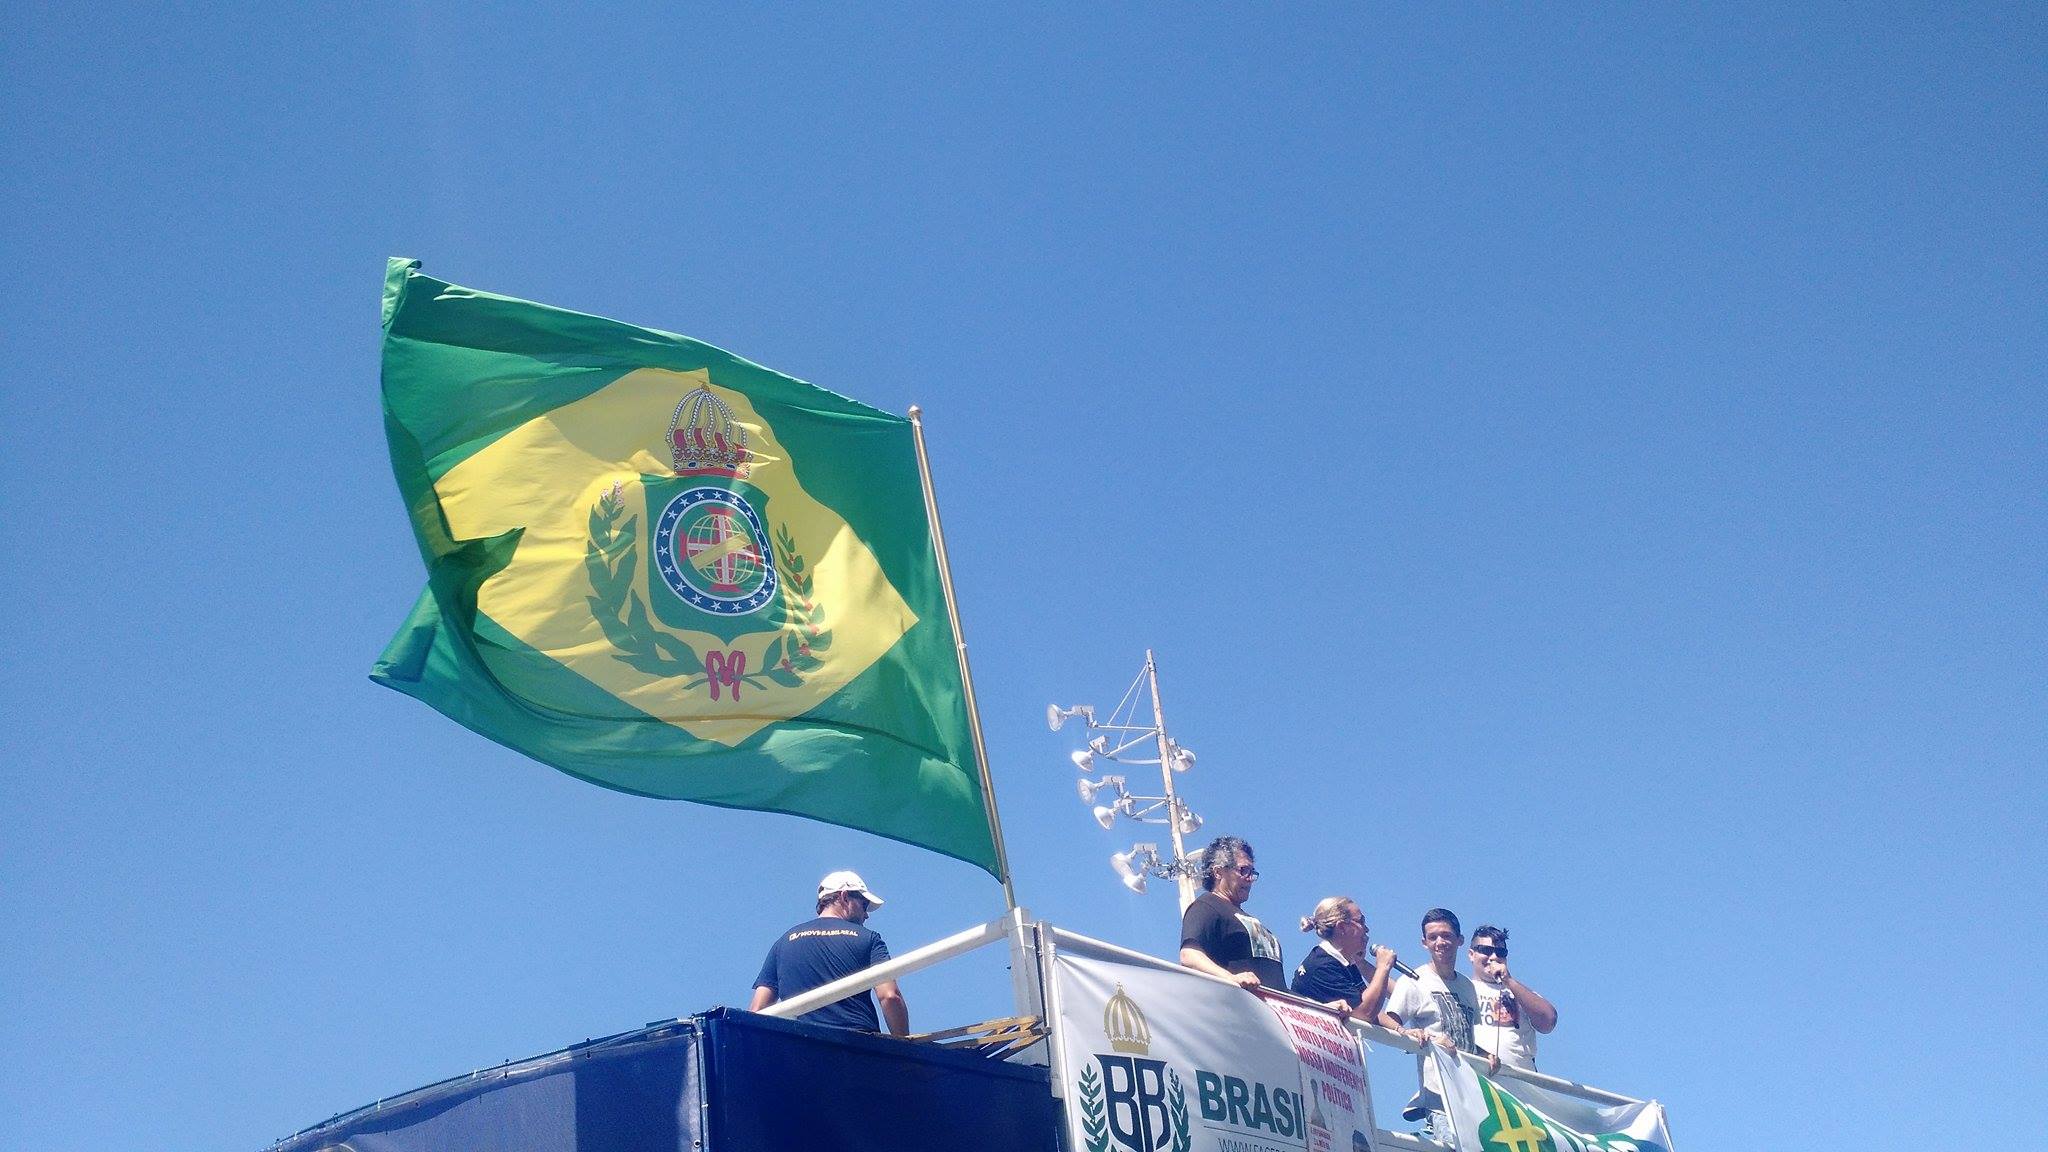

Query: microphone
[1372,946,1417,979]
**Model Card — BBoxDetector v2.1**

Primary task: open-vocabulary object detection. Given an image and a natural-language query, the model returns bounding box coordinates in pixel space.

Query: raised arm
[1506,972,1558,1033]
[1356,945,1396,1021]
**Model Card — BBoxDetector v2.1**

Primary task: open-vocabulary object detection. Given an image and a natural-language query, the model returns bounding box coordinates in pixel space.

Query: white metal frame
[1057,651,1203,909]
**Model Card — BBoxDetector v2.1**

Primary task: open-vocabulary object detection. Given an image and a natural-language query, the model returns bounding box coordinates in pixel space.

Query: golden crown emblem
[669,387,752,478]
[1103,984,1152,1055]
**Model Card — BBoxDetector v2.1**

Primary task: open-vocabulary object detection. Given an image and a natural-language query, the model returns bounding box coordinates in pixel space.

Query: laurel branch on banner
[584,485,834,696]
[1167,1070,1193,1152]
[1077,1064,1111,1152]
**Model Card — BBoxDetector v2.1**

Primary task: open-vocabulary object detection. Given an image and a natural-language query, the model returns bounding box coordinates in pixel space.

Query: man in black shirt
[1178,836,1284,990]
[749,870,909,1034]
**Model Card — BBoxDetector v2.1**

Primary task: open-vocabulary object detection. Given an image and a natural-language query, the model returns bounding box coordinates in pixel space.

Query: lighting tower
[1049,649,1203,910]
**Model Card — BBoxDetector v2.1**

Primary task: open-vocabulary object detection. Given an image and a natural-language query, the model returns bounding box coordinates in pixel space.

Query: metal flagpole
[907,405,1019,912]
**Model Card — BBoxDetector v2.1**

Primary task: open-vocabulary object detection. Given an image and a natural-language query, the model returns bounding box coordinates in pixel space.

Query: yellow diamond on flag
[435,368,917,747]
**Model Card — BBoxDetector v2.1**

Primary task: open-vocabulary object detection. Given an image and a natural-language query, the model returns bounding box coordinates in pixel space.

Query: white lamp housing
[1077,775,1125,804]
[1048,704,1095,732]
[1110,847,1151,895]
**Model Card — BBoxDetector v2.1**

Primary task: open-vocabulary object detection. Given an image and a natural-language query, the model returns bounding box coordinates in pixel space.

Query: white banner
[1053,945,1378,1152]
[1260,993,1376,1152]
[1428,1048,1674,1152]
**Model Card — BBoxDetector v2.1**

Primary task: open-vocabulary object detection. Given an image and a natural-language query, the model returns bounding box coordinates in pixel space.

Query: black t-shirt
[1291,943,1366,1004]
[753,915,892,1031]
[1179,891,1285,989]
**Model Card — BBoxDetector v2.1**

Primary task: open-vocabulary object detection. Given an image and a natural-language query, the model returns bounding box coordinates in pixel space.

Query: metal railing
[751,909,1028,1023]
[1041,925,1637,1108]
[755,917,1641,1150]
[1353,1021,1641,1107]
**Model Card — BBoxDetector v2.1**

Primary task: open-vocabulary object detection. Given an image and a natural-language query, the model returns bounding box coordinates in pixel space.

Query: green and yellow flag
[371,259,998,876]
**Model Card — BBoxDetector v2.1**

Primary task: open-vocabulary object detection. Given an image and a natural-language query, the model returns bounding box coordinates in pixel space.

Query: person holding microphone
[1468,925,1558,1071]
[1290,897,1399,1020]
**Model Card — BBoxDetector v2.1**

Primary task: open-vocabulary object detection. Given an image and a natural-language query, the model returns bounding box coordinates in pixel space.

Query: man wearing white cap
[749,870,909,1035]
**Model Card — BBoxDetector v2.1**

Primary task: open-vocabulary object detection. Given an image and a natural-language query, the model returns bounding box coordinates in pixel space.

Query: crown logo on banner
[669,386,752,478]
[1103,984,1153,1055]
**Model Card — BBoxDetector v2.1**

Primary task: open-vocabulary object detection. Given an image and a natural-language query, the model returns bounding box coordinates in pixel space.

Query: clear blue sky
[3,6,2041,1149]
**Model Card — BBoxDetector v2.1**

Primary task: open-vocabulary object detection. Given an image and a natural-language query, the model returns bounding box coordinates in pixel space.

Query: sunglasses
[1232,865,1260,879]
[1471,944,1507,958]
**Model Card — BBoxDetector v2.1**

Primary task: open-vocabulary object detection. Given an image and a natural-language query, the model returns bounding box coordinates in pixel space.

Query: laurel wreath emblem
[1077,1064,1111,1152]
[1074,1062,1190,1152]
[584,484,831,693]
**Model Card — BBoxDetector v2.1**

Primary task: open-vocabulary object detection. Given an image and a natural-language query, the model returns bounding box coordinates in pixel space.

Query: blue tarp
[271,1021,702,1152]
[703,1010,1055,1152]
[272,1010,1054,1152]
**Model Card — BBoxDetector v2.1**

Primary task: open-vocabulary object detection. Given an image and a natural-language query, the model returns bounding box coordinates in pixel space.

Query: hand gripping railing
[1348,1018,1641,1107]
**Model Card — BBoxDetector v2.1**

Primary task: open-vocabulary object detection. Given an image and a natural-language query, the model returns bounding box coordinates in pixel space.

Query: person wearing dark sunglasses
[1468,925,1558,1071]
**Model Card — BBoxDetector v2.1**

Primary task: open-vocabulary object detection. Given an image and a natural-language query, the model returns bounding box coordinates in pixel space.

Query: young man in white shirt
[1378,908,1482,1123]
[1378,908,1479,1052]
[1468,924,1558,1071]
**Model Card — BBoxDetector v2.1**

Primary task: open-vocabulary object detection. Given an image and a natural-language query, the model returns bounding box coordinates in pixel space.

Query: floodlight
[1175,807,1204,835]
[1070,749,1095,772]
[1169,743,1196,772]
[1110,848,1150,895]
[1076,775,1124,804]
[1048,704,1095,732]
[1092,804,1119,830]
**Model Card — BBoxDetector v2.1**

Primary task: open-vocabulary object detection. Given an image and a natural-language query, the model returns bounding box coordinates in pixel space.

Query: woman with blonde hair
[1289,896,1398,1019]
